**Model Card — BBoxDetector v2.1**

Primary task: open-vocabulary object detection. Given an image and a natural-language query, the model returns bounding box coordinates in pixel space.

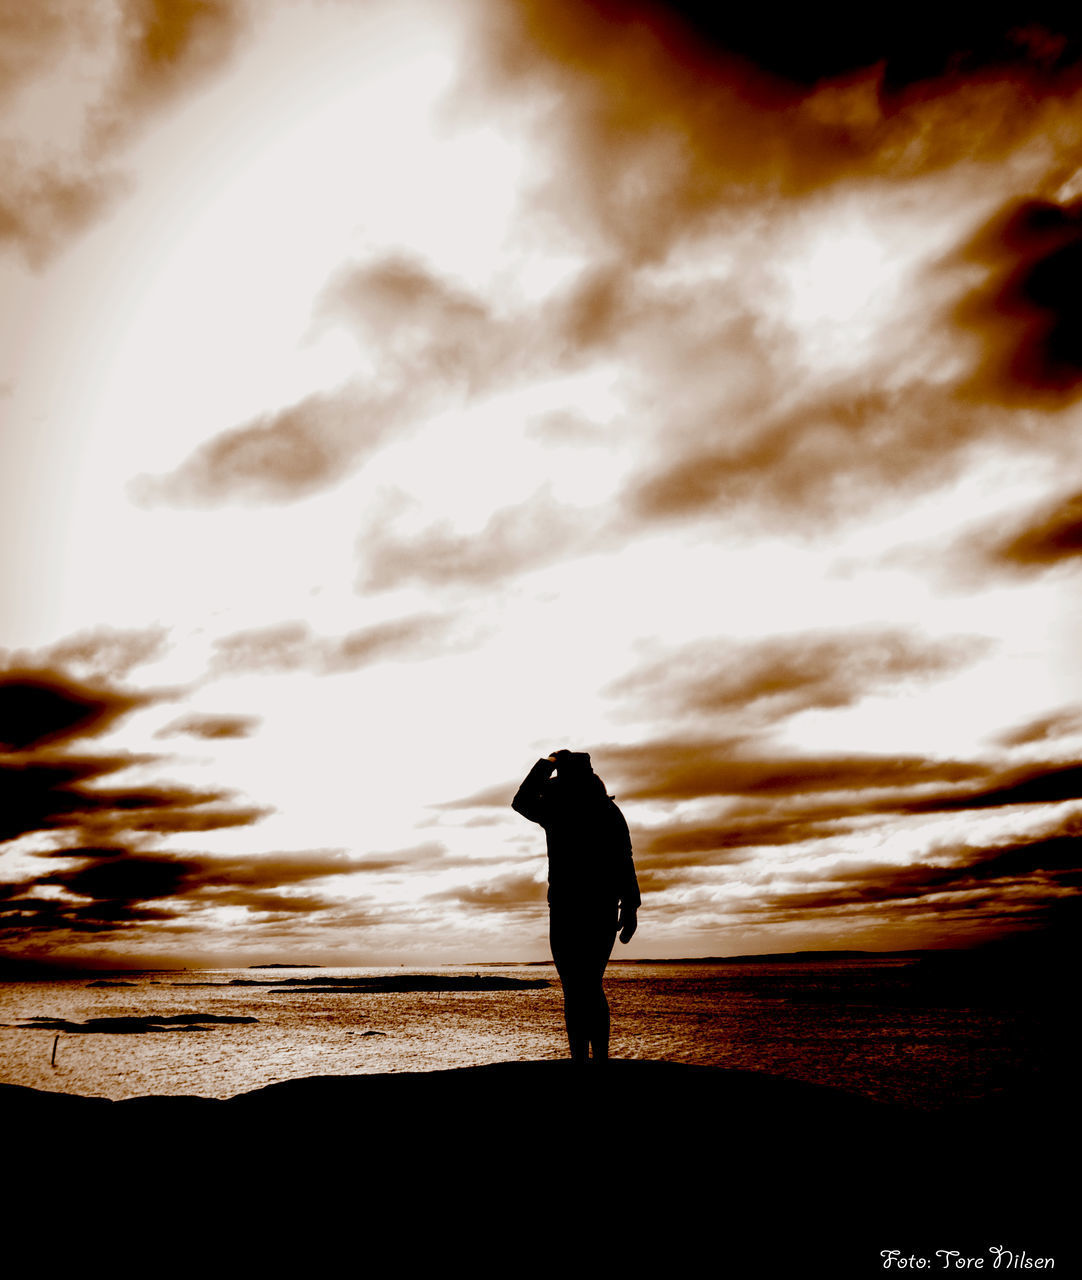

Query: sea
[0,957,1059,1109]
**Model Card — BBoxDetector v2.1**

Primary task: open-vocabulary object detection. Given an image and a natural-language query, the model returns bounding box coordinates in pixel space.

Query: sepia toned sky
[3,0,1082,966]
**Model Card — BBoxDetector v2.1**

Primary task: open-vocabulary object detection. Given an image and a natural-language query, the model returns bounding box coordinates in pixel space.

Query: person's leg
[550,905,619,1063]
[549,910,590,1063]
[586,916,617,1063]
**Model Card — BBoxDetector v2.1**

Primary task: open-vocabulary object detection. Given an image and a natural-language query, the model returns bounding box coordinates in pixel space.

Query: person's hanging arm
[512,756,556,825]
[610,800,640,943]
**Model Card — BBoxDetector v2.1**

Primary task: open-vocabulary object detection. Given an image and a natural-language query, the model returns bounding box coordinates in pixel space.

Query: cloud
[605,738,1082,825]
[316,254,498,388]
[0,896,179,936]
[434,870,547,911]
[612,3,1082,92]
[465,1,1082,269]
[117,8,1082,546]
[25,625,170,681]
[596,737,988,804]
[0,0,251,260]
[103,0,249,125]
[0,669,153,751]
[441,747,971,813]
[607,628,986,727]
[137,250,605,509]
[624,367,1043,530]
[433,782,517,812]
[995,706,1082,747]
[209,614,457,677]
[473,733,1082,940]
[0,748,268,845]
[0,838,522,947]
[900,759,1082,814]
[0,168,118,262]
[156,712,260,740]
[963,488,1082,578]
[956,195,1082,404]
[445,734,1082,882]
[631,815,844,866]
[610,738,1082,937]
[138,254,508,507]
[0,667,268,850]
[359,491,603,591]
[0,846,367,941]
[727,812,1082,930]
[131,386,413,506]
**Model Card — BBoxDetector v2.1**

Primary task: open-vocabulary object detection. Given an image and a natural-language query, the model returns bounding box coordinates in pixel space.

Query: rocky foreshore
[3,1059,1072,1274]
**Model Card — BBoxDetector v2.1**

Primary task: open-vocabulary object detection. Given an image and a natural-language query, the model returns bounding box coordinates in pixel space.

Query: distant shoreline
[507,947,956,966]
[3,944,1040,979]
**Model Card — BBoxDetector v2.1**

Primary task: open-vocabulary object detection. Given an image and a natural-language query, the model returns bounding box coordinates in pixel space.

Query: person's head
[550,748,593,779]
[549,749,607,800]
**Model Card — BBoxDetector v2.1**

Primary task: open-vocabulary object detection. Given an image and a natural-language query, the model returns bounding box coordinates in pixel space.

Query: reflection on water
[0,960,1055,1108]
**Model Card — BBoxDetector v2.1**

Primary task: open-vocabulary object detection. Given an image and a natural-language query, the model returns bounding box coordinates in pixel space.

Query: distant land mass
[621,949,953,964]
[175,974,550,993]
[510,948,957,965]
[247,964,324,969]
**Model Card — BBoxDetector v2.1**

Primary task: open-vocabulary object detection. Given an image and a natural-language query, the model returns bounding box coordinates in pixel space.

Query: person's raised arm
[511,757,556,825]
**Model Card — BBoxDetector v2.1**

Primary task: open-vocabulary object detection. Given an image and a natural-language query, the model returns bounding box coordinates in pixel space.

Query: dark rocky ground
[2,1060,1074,1276]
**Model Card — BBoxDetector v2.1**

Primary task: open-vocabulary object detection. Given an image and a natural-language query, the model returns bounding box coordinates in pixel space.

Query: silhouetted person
[512,749,640,1064]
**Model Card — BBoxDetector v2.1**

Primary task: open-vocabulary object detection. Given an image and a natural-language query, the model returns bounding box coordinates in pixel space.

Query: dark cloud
[209,614,455,677]
[608,740,1082,827]
[608,629,986,726]
[449,738,1082,862]
[0,846,366,941]
[729,813,1082,929]
[0,669,151,751]
[156,712,260,740]
[631,815,843,866]
[0,895,179,935]
[976,489,1082,574]
[465,1,1082,272]
[0,748,267,845]
[619,3,1082,92]
[462,737,1082,943]
[41,849,196,903]
[597,738,988,804]
[996,490,1082,566]
[608,739,1082,938]
[0,752,137,842]
[957,196,1082,404]
[0,667,268,848]
[900,760,1082,814]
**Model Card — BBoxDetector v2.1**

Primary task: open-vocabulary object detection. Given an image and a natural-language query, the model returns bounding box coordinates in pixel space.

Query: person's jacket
[512,759,641,910]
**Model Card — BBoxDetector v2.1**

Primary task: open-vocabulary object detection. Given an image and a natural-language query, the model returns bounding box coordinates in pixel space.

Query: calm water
[0,959,1054,1108]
